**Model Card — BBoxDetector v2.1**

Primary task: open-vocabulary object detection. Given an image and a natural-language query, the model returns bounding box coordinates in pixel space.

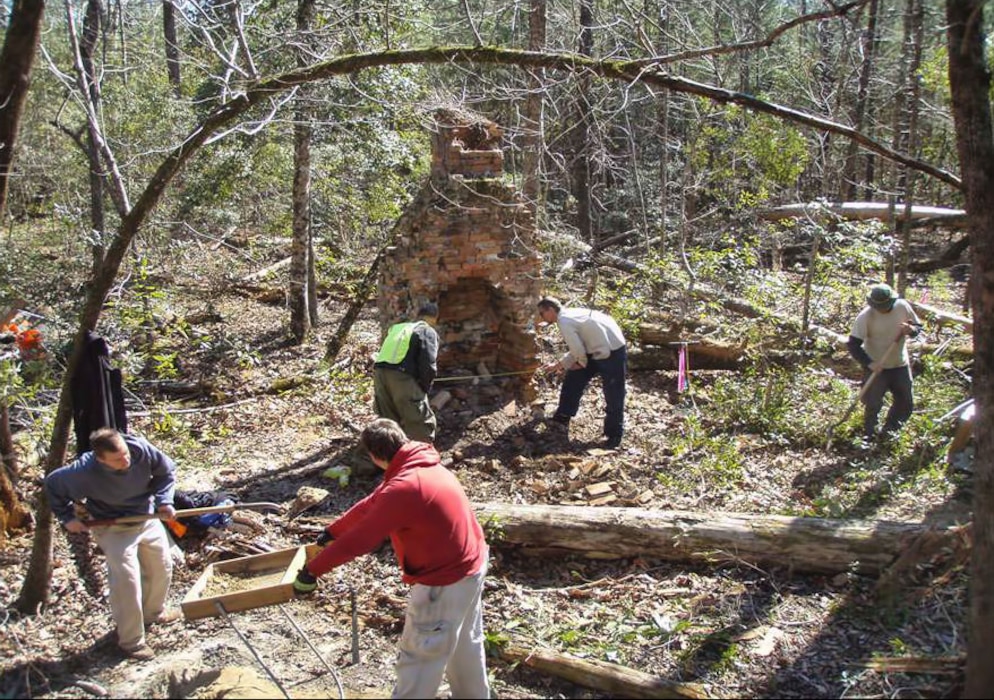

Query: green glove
[293,566,318,594]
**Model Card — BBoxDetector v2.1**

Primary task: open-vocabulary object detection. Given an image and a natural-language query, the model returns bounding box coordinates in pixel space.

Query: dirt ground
[0,236,974,699]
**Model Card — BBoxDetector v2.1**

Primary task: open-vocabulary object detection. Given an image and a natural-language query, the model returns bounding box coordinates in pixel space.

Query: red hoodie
[307,442,486,586]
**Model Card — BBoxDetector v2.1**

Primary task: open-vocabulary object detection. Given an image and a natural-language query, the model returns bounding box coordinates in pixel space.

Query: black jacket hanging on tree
[70,331,128,456]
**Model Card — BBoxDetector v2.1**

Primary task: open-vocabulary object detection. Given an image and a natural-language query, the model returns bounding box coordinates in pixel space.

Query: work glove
[293,566,318,594]
[316,530,334,547]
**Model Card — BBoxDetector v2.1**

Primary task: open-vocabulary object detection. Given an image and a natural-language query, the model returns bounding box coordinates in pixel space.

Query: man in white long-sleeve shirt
[538,296,627,448]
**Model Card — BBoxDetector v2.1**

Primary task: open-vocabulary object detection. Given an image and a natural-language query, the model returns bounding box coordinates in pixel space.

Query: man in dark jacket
[45,428,181,660]
[372,302,439,442]
[294,418,489,699]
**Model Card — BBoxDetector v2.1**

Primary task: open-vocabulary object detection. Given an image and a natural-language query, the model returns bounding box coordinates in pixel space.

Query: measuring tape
[433,369,537,383]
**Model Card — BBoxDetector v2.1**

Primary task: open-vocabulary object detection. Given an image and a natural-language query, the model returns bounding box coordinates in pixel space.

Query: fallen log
[242,256,291,283]
[908,301,973,333]
[472,502,956,576]
[629,345,744,371]
[632,325,746,370]
[758,202,968,226]
[497,640,707,699]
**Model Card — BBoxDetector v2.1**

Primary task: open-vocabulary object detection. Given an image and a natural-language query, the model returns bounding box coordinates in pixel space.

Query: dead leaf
[584,482,615,497]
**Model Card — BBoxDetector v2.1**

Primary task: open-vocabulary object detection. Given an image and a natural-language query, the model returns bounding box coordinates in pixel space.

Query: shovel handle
[82,501,283,528]
[856,334,904,401]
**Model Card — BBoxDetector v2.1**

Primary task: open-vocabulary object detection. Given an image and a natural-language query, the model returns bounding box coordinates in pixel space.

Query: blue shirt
[45,434,176,524]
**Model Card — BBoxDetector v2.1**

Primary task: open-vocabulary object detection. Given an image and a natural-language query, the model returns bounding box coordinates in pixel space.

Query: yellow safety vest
[376,322,424,364]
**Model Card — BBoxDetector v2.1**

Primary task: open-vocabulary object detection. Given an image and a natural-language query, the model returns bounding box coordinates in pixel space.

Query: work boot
[147,607,183,627]
[121,645,155,661]
[546,415,569,435]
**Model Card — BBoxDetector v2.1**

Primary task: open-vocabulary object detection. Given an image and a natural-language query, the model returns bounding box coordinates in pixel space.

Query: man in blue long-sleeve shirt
[45,428,180,660]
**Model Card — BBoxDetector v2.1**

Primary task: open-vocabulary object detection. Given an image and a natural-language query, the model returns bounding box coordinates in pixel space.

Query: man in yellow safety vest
[372,302,440,442]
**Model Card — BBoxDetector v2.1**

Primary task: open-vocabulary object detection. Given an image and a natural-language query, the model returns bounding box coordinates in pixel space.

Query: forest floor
[0,231,976,699]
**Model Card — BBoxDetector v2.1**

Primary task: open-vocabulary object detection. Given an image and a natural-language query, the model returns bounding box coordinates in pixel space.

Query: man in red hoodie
[294,418,490,698]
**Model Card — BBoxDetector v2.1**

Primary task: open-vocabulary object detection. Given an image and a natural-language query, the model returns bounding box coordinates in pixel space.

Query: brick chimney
[378,109,541,400]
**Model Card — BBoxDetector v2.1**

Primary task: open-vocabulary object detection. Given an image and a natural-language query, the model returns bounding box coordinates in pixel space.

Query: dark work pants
[861,364,914,438]
[555,346,627,441]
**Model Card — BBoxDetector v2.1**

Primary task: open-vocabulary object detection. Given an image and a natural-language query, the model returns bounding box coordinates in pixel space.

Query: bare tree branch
[63,0,130,217]
[630,0,871,67]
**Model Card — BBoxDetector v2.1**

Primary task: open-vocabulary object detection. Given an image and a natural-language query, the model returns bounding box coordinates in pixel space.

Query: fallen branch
[861,655,965,675]
[908,301,972,333]
[241,257,291,283]
[497,639,707,699]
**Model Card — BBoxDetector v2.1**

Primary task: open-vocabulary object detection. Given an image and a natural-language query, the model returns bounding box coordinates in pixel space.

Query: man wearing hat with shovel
[847,283,923,442]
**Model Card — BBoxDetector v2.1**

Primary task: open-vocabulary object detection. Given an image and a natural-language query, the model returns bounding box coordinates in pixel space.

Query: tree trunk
[473,502,954,576]
[0,0,46,220]
[0,459,31,543]
[654,0,670,257]
[945,0,994,694]
[571,0,594,244]
[497,640,707,699]
[324,245,387,362]
[521,0,545,218]
[80,0,106,271]
[0,403,30,542]
[840,0,879,200]
[289,0,317,343]
[894,0,925,296]
[0,402,16,479]
[162,0,181,96]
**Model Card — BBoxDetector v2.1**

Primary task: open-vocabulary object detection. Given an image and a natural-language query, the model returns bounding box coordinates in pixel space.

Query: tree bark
[0,0,46,220]
[473,502,956,576]
[945,0,994,695]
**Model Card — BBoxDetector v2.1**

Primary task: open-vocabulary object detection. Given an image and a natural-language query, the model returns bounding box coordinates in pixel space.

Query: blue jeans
[555,346,627,441]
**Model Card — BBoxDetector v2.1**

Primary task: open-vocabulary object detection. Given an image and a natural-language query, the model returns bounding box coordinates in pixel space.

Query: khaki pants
[392,551,490,699]
[373,367,437,442]
[91,519,173,651]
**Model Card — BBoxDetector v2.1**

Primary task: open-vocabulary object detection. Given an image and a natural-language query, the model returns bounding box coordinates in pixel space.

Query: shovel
[81,501,284,528]
[826,335,902,450]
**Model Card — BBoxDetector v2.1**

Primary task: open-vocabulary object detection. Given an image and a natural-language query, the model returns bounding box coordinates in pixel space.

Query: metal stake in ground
[215,601,292,699]
[278,604,345,700]
[350,587,360,665]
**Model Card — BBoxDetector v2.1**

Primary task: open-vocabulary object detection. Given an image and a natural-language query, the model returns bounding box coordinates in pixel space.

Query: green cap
[867,283,898,310]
